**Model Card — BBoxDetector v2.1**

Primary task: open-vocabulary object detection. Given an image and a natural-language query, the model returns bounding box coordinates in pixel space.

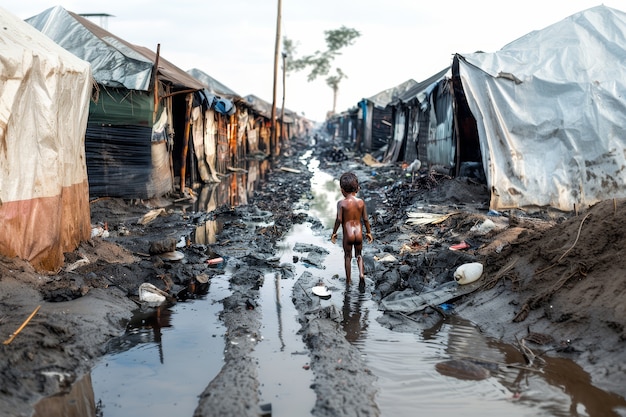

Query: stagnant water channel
[38,152,626,417]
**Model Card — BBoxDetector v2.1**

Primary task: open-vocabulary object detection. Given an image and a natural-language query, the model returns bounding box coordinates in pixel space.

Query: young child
[331,172,373,283]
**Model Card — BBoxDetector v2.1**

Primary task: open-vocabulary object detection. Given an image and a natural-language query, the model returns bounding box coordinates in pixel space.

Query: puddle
[90,276,230,417]
[37,154,626,417]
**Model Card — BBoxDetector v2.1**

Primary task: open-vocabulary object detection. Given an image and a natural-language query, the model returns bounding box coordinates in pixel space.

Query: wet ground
[1,135,626,417]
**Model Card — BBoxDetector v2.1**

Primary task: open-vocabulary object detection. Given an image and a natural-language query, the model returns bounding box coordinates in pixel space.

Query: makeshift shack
[383,68,451,165]
[27,6,211,198]
[453,5,626,211]
[359,79,418,153]
[0,7,92,271]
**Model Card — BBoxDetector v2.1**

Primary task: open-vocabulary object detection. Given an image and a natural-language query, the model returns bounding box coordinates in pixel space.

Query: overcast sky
[3,1,623,122]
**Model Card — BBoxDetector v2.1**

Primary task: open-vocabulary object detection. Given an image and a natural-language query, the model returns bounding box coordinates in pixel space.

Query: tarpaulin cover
[85,88,173,198]
[0,6,92,271]
[456,5,626,211]
[27,6,206,92]
[27,6,154,90]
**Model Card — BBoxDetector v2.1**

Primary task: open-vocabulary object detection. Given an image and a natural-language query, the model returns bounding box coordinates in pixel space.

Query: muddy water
[43,155,626,417]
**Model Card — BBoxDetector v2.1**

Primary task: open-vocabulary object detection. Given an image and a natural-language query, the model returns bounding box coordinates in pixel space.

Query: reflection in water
[341,279,369,344]
[539,357,626,417]
[273,272,286,351]
[37,153,626,417]
[439,316,626,416]
[192,158,270,245]
[107,306,174,363]
[193,158,270,214]
[193,220,222,245]
[33,373,96,417]
[306,160,342,229]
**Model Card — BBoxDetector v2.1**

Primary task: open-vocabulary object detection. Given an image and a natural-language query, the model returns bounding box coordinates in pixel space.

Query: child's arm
[362,204,373,243]
[331,202,342,243]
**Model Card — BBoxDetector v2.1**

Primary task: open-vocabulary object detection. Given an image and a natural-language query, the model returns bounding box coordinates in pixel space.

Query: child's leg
[355,242,365,280]
[344,253,352,283]
[343,241,353,283]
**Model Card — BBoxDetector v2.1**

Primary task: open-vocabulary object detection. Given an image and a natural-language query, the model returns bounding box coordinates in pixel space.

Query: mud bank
[1,136,625,417]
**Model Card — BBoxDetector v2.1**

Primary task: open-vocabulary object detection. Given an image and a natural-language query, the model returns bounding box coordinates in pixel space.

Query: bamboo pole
[3,305,41,345]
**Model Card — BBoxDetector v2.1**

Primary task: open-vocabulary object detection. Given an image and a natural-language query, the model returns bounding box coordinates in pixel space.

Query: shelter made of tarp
[384,68,451,164]
[27,6,210,199]
[359,79,418,152]
[455,5,626,212]
[0,6,92,271]
[188,68,237,116]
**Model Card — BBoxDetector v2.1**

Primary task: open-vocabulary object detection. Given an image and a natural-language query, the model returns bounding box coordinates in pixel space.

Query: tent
[454,5,626,211]
[359,79,418,152]
[27,6,209,198]
[383,68,451,164]
[0,7,92,271]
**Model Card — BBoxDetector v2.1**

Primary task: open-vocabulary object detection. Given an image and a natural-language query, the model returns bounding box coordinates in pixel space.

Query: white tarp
[457,5,626,211]
[0,6,92,271]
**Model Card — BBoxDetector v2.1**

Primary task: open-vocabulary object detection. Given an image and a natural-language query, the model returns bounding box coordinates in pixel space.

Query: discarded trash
[361,153,384,167]
[381,282,457,313]
[439,303,454,311]
[487,209,502,216]
[91,225,109,238]
[159,251,184,261]
[65,254,90,272]
[374,253,398,263]
[454,262,484,285]
[380,278,483,314]
[280,167,301,174]
[138,283,168,305]
[137,208,166,225]
[449,241,470,251]
[207,257,224,265]
[405,159,421,182]
[312,285,331,298]
[406,212,458,226]
[470,219,496,235]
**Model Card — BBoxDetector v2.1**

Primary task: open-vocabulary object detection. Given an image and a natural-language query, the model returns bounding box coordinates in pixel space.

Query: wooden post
[180,93,193,194]
[281,51,286,144]
[152,44,161,123]
[270,0,282,157]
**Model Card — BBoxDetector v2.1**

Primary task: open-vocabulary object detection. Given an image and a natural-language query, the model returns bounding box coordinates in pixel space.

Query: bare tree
[283,26,360,117]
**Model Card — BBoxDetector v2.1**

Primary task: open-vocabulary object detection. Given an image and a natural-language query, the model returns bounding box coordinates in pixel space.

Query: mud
[0,135,625,417]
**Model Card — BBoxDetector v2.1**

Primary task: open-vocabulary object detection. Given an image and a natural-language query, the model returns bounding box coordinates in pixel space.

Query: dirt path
[0,136,625,417]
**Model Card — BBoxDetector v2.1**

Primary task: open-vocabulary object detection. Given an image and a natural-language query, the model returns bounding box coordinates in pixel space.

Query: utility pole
[270,0,282,157]
[281,51,287,144]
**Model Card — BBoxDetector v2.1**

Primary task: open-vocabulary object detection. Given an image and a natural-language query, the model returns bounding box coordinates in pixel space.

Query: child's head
[340,172,359,193]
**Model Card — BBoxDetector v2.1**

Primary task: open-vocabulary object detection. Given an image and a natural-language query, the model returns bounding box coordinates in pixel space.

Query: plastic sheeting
[380,281,479,314]
[84,89,173,198]
[0,7,92,271]
[456,5,626,211]
[27,6,154,90]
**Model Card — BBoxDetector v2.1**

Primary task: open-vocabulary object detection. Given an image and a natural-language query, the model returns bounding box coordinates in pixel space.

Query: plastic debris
[454,262,484,285]
[449,241,470,251]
